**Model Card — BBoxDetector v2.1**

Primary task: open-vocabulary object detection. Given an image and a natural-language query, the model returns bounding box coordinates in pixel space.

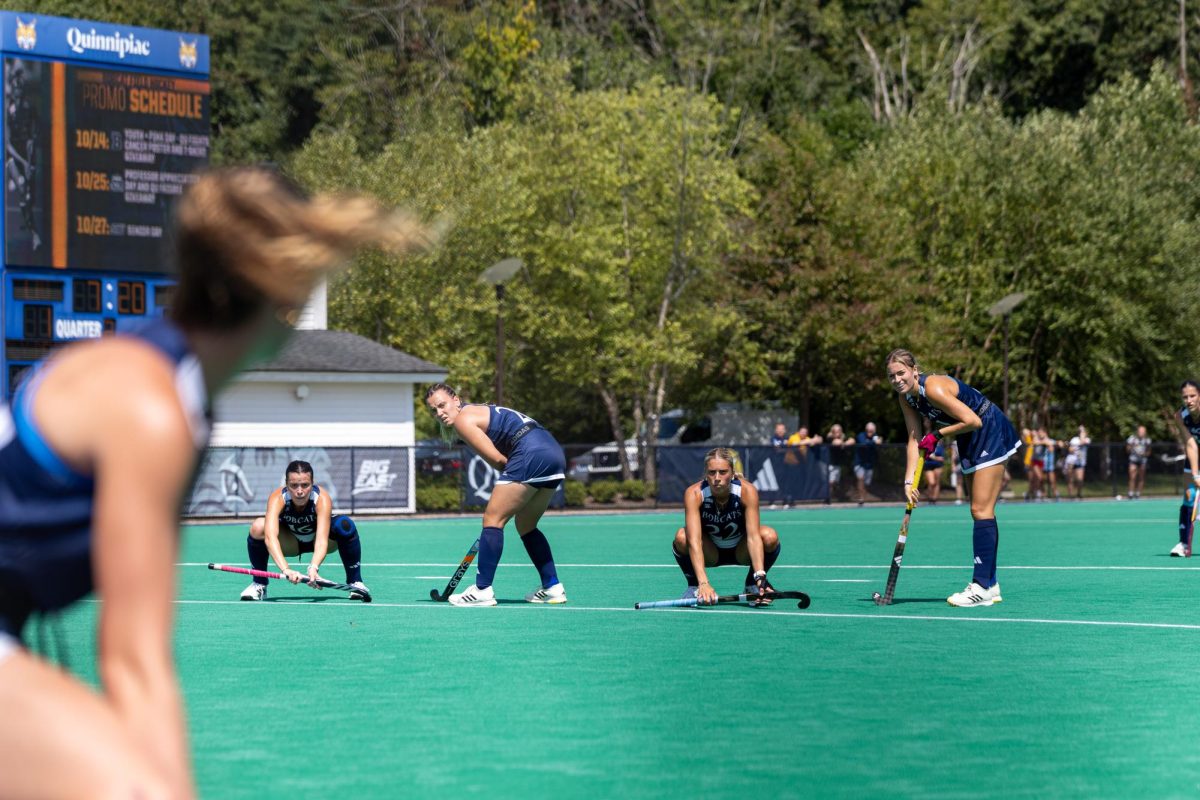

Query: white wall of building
[209,373,427,447]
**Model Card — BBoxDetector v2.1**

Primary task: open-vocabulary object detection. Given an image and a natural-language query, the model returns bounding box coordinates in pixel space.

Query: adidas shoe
[947,581,995,607]
[744,583,775,607]
[524,583,567,604]
[1170,542,1187,557]
[680,586,699,601]
[348,581,372,603]
[991,582,1002,603]
[240,582,267,601]
[448,584,497,607]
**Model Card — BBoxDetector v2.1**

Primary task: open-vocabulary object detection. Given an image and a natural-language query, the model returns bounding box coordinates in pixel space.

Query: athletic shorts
[712,544,743,564]
[958,406,1021,474]
[854,465,874,484]
[925,458,944,470]
[497,429,566,489]
[827,465,842,484]
[1129,457,1147,466]
[288,515,356,548]
[1030,460,1044,470]
[0,630,17,666]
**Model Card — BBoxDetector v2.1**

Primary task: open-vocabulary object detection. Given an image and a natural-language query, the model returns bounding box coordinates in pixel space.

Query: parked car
[414,439,463,475]
[567,440,640,482]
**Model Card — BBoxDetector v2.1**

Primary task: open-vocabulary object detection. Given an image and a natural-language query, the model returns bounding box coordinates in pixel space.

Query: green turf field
[47,499,1200,798]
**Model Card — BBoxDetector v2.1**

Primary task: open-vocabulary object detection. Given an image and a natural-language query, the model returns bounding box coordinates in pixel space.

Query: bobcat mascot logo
[178,37,197,69]
[15,18,36,51]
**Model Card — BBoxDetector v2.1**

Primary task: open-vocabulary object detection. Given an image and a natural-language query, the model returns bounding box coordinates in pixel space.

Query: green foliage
[620,479,647,501]
[462,0,540,126]
[588,479,622,504]
[562,479,587,507]
[416,485,461,512]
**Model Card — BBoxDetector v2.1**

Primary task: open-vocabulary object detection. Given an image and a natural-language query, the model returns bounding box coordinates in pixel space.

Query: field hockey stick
[207,563,366,598]
[872,453,925,606]
[1188,487,1200,557]
[635,590,811,610]
[429,537,481,601]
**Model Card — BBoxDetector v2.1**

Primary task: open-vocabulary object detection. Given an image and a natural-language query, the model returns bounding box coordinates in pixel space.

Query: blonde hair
[703,447,744,478]
[171,167,430,328]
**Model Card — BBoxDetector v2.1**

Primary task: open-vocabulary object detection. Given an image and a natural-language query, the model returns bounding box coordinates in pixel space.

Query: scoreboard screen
[4,56,210,272]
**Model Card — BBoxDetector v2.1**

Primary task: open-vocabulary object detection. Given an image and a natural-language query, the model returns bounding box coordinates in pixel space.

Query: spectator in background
[824,423,851,502]
[922,419,946,504]
[770,422,789,448]
[1066,425,1091,500]
[786,426,822,461]
[1037,427,1061,502]
[1026,427,1045,502]
[1126,425,1151,500]
[854,421,883,504]
[949,441,965,505]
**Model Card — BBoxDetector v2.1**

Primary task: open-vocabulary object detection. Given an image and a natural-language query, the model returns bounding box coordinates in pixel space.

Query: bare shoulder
[455,404,491,429]
[924,374,959,396]
[739,479,760,504]
[683,481,704,505]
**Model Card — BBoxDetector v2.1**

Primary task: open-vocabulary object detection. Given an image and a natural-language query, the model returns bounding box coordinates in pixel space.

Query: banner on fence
[185,447,412,517]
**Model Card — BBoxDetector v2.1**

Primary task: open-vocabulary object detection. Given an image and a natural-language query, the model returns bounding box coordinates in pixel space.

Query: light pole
[478,257,523,405]
[987,291,1028,415]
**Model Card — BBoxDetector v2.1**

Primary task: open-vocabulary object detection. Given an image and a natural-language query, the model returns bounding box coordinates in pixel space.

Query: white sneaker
[240,582,267,601]
[448,584,497,606]
[524,583,567,604]
[991,582,1002,603]
[1170,542,1187,557]
[947,581,995,607]
[348,581,372,603]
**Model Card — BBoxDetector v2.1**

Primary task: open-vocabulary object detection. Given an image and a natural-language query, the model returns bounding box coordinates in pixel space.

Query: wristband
[904,480,913,486]
[753,571,766,581]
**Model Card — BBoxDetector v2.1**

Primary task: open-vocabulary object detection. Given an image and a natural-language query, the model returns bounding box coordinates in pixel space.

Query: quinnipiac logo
[66,27,151,59]
[15,18,36,50]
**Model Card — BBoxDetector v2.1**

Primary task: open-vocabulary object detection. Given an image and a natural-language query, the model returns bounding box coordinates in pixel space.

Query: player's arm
[91,364,196,799]
[897,396,924,505]
[1187,436,1199,486]
[454,407,507,470]
[741,481,766,575]
[261,489,300,581]
[307,489,333,585]
[921,375,982,437]
[682,485,716,604]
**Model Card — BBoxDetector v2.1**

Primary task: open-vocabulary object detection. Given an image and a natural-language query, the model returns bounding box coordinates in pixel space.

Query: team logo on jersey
[353,459,398,494]
[15,18,36,50]
[178,37,198,68]
[753,459,779,492]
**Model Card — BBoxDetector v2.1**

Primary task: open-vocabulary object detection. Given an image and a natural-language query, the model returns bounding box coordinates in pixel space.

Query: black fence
[416,440,1197,511]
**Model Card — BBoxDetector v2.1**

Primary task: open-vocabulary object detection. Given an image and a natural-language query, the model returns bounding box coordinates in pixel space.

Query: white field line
[171,599,1200,631]
[182,562,1200,571]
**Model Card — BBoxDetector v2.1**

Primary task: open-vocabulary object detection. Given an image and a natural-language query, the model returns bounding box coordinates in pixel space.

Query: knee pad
[329,515,358,541]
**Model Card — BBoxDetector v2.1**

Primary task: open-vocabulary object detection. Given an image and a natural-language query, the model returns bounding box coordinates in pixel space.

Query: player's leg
[948,464,1004,607]
[515,487,566,603]
[327,515,370,600]
[1171,485,1195,557]
[449,481,538,606]
[735,527,781,588]
[0,647,175,799]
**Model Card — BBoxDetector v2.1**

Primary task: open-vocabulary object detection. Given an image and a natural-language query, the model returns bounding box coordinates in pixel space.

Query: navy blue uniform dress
[0,320,210,638]
[276,484,356,552]
[1180,409,1200,505]
[906,374,1020,474]
[475,404,565,489]
[695,477,748,566]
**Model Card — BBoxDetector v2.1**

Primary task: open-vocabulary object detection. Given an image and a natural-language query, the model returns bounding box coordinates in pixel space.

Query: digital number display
[73,278,101,312]
[117,280,145,314]
[3,57,210,272]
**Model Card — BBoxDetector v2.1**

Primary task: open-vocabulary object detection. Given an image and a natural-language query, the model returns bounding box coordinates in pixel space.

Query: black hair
[285,460,314,480]
[1182,380,1200,392]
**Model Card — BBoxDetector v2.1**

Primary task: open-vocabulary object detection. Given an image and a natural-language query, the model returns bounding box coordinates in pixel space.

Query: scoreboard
[0,12,210,396]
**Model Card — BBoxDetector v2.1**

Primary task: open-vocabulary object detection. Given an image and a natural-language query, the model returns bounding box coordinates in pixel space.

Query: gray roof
[248,330,445,374]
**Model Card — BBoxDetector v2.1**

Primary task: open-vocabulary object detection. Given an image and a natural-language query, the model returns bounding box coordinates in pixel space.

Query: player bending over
[240,460,370,601]
[1170,380,1200,557]
[671,447,780,606]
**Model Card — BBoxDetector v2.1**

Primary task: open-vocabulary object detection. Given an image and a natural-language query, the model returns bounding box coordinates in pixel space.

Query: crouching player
[240,460,370,601]
[671,447,781,605]
[1171,381,1200,557]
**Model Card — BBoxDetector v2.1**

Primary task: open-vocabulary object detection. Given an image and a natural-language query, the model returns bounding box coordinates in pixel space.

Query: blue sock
[520,528,559,588]
[247,535,269,586]
[475,526,504,589]
[328,515,363,583]
[972,518,999,587]
[673,546,698,587]
[744,543,782,586]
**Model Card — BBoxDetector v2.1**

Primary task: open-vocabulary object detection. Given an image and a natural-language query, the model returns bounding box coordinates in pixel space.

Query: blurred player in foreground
[425,384,568,606]
[887,349,1021,607]
[670,447,780,606]
[0,166,425,799]
[239,459,370,601]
